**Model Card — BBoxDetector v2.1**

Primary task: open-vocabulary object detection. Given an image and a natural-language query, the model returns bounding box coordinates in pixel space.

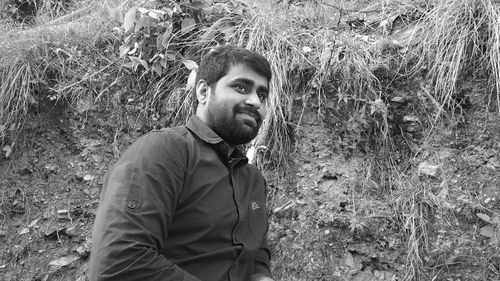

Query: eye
[258,93,268,102]
[234,85,247,94]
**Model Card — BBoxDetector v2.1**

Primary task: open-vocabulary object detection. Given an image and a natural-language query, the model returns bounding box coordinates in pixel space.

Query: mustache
[237,107,262,122]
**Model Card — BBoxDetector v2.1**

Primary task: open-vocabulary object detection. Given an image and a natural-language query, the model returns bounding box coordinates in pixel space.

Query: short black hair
[195,45,272,87]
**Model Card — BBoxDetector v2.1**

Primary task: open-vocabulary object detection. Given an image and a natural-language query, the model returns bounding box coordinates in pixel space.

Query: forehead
[220,63,269,88]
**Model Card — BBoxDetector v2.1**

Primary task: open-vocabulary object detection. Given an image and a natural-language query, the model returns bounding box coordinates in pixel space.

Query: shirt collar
[186,115,248,166]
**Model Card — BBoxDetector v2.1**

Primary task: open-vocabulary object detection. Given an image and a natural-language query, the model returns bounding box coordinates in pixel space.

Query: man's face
[204,63,269,145]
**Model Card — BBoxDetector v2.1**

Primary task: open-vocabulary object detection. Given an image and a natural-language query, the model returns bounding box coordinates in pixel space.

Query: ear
[195,79,210,104]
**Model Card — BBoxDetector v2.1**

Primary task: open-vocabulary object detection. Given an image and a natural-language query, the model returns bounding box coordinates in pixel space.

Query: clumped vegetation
[1,0,500,280]
[411,0,500,115]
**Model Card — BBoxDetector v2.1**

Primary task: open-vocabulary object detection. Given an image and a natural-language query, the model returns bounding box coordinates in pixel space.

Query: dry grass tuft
[0,1,121,143]
[391,175,431,281]
[411,0,500,116]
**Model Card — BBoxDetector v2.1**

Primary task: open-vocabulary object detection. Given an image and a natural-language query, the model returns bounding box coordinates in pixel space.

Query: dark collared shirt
[88,116,271,281]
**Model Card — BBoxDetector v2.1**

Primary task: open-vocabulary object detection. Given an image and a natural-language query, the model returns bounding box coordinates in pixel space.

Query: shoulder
[134,125,191,148]
[119,125,194,163]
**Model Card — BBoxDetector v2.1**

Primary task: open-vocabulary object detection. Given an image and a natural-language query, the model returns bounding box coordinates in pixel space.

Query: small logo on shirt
[250,201,261,211]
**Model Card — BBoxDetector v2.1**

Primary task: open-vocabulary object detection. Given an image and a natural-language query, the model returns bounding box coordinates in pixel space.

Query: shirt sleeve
[88,130,201,281]
[253,232,272,277]
[252,179,273,278]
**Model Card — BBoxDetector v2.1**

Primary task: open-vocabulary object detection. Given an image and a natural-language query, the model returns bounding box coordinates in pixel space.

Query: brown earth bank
[1,1,500,280]
[1,86,499,281]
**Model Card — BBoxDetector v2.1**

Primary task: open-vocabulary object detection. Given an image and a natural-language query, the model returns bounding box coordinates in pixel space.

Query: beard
[206,102,262,145]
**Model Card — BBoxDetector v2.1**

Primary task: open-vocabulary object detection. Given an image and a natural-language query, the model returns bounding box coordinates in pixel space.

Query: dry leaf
[3,145,12,158]
[186,69,197,92]
[49,256,80,267]
[480,225,495,238]
[19,228,29,235]
[477,213,491,223]
[123,7,137,33]
[181,17,196,34]
[182,59,198,71]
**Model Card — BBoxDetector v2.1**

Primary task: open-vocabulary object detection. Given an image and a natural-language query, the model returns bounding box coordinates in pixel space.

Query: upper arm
[89,130,193,280]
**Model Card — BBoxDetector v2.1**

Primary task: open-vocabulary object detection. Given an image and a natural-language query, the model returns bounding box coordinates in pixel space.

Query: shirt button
[219,143,227,150]
[127,200,137,209]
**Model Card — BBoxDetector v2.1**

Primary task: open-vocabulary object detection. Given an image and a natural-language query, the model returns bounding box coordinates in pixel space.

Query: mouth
[238,112,261,127]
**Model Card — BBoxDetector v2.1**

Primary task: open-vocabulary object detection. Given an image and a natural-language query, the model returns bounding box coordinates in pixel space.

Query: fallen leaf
[181,17,196,34]
[123,7,137,33]
[3,145,12,158]
[48,256,80,267]
[477,213,492,223]
[480,225,495,238]
[345,251,355,268]
[182,59,198,71]
[19,228,30,235]
[491,216,500,224]
[186,69,197,92]
[107,7,123,24]
[28,219,39,228]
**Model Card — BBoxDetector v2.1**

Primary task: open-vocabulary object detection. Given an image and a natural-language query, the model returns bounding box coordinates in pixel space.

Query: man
[88,45,275,281]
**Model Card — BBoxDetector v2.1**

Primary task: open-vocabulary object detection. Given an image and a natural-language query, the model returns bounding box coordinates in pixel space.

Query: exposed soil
[1,69,500,281]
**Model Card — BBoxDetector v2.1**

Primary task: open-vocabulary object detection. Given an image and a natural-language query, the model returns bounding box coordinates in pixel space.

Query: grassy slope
[1,0,499,280]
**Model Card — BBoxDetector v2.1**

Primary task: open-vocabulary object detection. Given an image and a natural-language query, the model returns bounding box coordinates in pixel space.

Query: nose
[245,91,262,109]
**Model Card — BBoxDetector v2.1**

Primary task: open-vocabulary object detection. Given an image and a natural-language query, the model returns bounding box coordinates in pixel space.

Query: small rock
[19,228,30,235]
[45,164,57,173]
[391,96,406,103]
[57,209,70,220]
[44,225,67,239]
[66,226,78,237]
[418,161,440,177]
[403,115,419,122]
[374,270,384,279]
[75,245,90,258]
[345,252,356,268]
[0,230,7,237]
[49,256,80,267]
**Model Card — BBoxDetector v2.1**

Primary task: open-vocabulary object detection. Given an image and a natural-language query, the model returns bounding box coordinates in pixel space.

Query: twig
[54,61,115,94]
[320,1,382,14]
[46,6,93,26]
